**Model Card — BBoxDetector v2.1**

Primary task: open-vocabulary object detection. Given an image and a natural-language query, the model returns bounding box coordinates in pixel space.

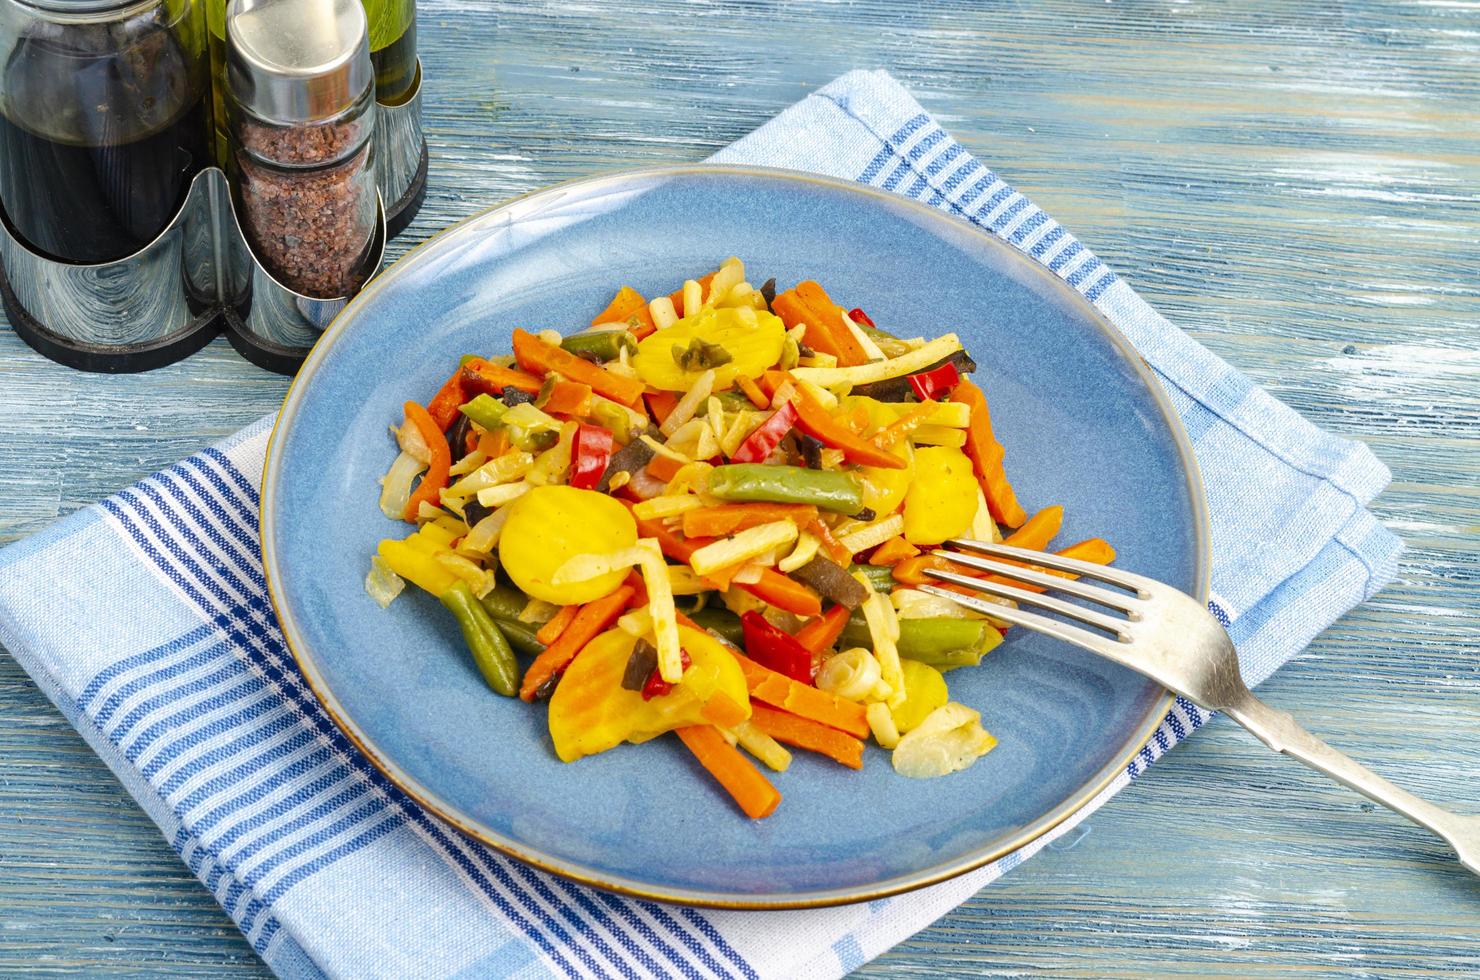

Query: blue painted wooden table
[2,1,1477,974]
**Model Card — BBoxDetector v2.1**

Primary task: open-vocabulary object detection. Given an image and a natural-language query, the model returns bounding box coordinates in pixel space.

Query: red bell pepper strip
[791,384,907,470]
[740,611,813,683]
[426,367,466,431]
[401,401,451,522]
[847,307,875,329]
[568,423,614,490]
[641,649,692,700]
[906,361,961,402]
[729,402,796,464]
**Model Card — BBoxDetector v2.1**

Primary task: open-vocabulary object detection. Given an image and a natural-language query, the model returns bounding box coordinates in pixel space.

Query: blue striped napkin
[0,70,1402,978]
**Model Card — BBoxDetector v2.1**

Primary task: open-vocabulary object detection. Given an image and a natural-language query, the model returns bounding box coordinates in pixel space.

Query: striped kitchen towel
[0,69,1402,978]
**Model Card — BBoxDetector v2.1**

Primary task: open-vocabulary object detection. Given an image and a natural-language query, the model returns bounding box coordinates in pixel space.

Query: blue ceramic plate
[262,166,1209,908]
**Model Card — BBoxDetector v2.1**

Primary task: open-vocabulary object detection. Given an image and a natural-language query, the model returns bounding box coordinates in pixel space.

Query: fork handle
[1223,690,1479,875]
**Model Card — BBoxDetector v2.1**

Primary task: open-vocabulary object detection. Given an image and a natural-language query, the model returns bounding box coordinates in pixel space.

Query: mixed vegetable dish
[368,258,1116,819]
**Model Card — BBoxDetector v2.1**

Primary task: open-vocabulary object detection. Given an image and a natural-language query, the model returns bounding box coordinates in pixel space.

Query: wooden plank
[0,0,1476,975]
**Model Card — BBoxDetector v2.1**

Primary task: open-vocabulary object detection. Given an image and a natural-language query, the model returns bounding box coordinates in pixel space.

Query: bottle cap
[226,0,372,124]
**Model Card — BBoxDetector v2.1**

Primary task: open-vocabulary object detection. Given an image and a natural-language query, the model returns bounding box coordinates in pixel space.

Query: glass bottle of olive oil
[206,0,415,165]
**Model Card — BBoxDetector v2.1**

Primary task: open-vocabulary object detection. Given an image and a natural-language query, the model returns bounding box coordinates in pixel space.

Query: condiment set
[0,0,428,374]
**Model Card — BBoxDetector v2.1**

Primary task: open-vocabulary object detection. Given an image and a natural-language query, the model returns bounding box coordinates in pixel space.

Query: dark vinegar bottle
[0,0,210,265]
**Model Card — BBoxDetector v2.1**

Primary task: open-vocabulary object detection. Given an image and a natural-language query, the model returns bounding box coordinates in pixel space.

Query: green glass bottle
[206,0,416,165]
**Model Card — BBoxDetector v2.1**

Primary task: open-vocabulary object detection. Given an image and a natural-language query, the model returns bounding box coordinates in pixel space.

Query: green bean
[848,563,897,594]
[560,330,636,362]
[840,614,999,668]
[706,464,863,514]
[687,607,744,647]
[490,618,544,658]
[458,393,507,431]
[479,582,530,622]
[440,581,520,696]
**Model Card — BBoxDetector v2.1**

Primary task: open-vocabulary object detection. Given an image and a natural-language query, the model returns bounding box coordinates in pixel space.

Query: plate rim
[260,163,1212,909]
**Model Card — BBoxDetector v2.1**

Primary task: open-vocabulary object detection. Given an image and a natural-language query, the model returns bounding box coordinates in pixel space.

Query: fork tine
[929,549,1140,611]
[923,568,1133,637]
[946,538,1151,592]
[918,584,1126,655]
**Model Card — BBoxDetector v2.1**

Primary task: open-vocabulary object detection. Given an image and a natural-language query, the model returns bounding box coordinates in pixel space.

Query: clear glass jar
[0,0,210,264]
[205,0,415,167]
[226,0,377,299]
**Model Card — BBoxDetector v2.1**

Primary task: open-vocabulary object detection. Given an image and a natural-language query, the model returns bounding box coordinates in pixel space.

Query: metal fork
[921,539,1480,877]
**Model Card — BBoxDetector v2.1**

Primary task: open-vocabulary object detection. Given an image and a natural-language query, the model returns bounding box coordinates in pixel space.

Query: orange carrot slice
[1004,506,1063,551]
[632,510,822,617]
[794,604,850,654]
[868,536,920,566]
[728,651,869,738]
[518,585,635,701]
[951,378,1028,528]
[748,703,864,769]
[700,690,749,729]
[512,329,645,407]
[426,366,466,431]
[462,358,542,396]
[541,380,594,417]
[535,604,579,646]
[681,503,818,539]
[736,375,769,409]
[676,725,780,819]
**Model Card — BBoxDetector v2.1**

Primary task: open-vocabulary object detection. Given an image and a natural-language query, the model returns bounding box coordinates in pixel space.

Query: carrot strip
[518,585,636,701]
[982,537,1118,596]
[512,328,646,407]
[700,691,749,729]
[593,285,641,324]
[645,391,679,426]
[1060,537,1116,566]
[478,427,510,458]
[951,378,1028,528]
[748,703,863,769]
[681,503,818,539]
[727,651,869,738]
[668,272,717,318]
[535,604,579,645]
[646,453,684,484]
[807,518,852,565]
[631,509,822,617]
[773,286,867,366]
[755,369,789,400]
[891,528,1104,595]
[624,568,649,608]
[676,725,780,819]
[792,384,907,469]
[795,604,850,654]
[736,374,769,409]
[461,358,542,396]
[1004,505,1063,551]
[741,570,822,618]
[542,380,593,417]
[794,281,869,366]
[592,286,659,339]
[868,536,920,566]
[402,401,450,523]
[426,367,466,431]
